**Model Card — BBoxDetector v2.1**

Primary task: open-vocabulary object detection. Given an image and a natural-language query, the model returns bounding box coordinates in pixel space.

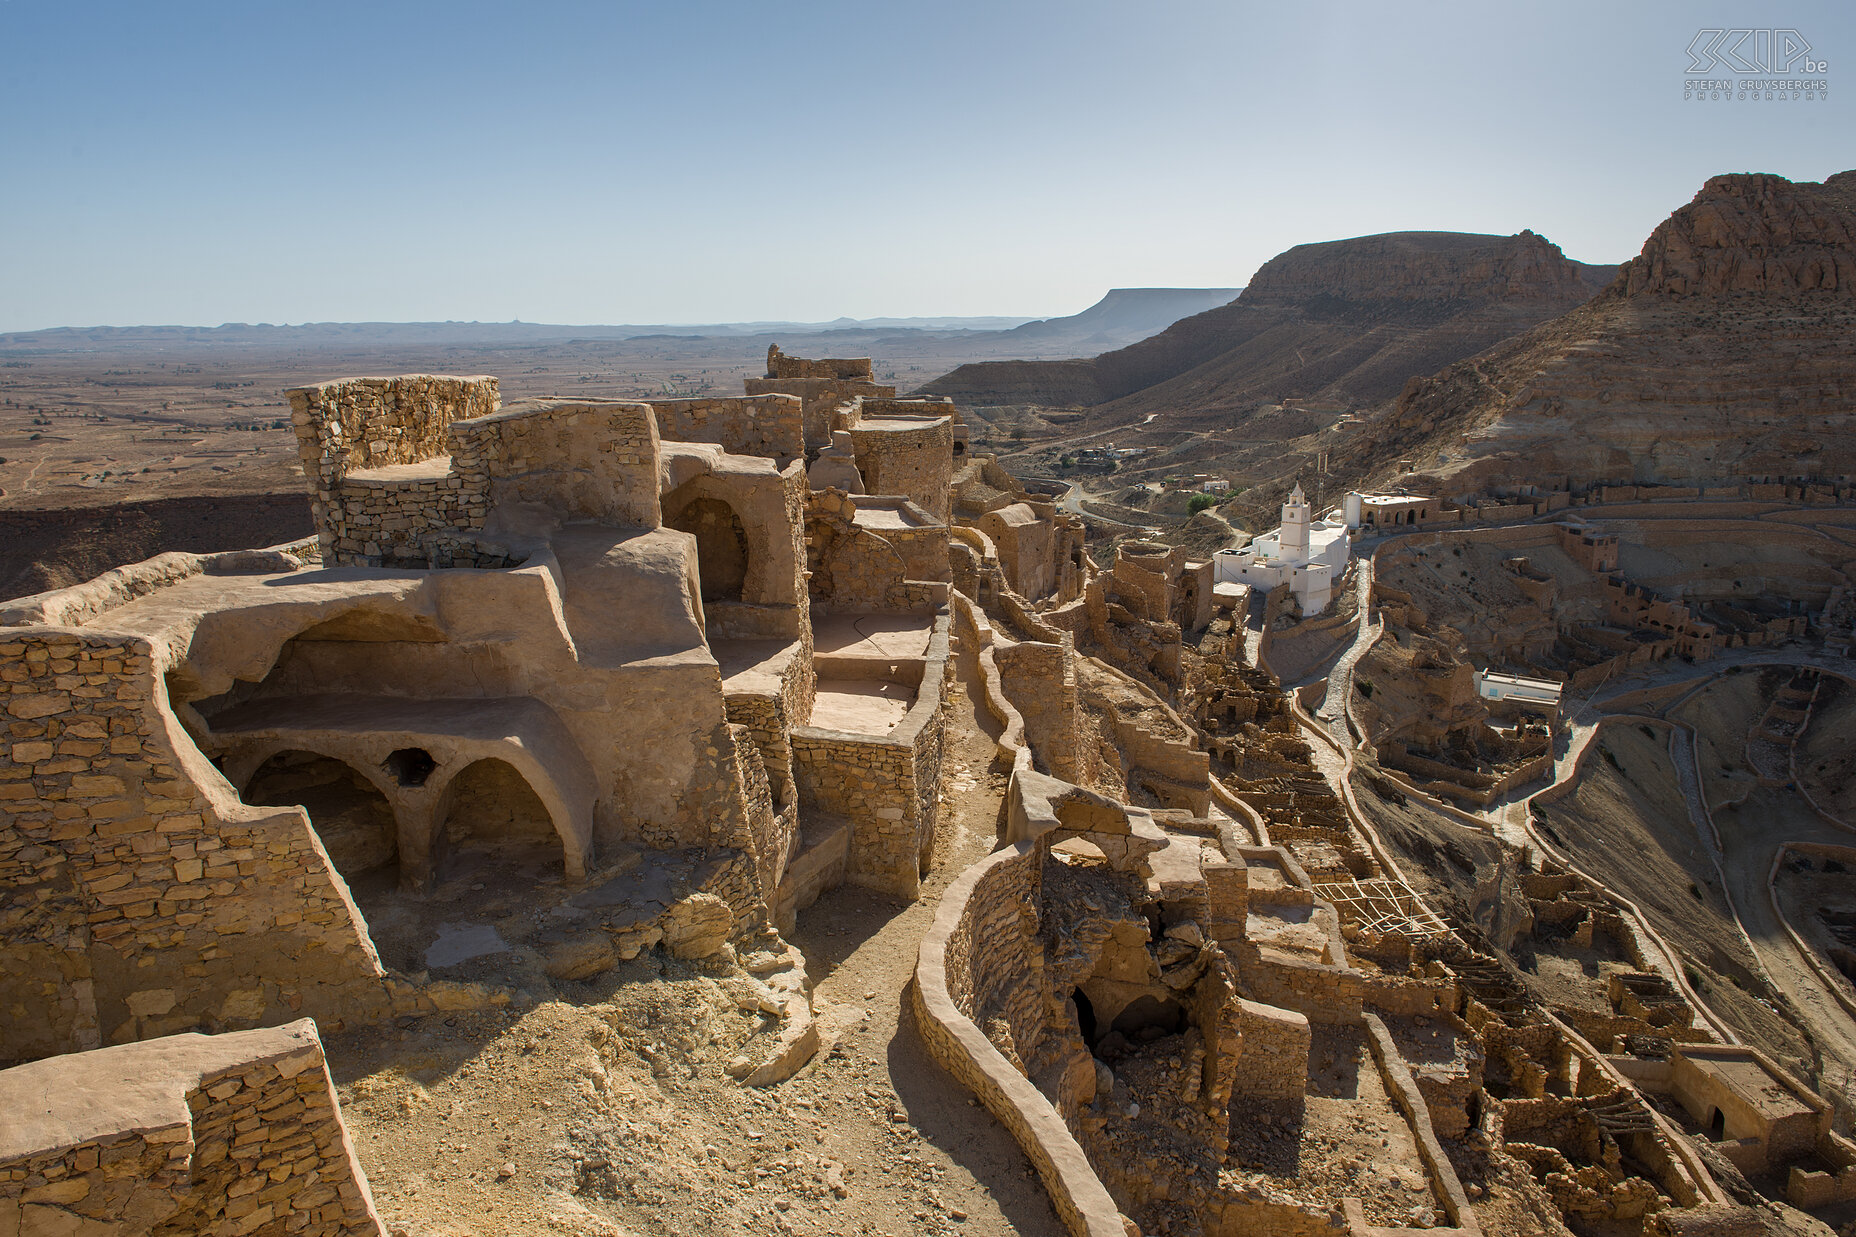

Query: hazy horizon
[3,0,1849,333]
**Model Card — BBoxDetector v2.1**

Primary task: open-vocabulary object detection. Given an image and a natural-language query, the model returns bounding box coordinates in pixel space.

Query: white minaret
[1281,482,1311,561]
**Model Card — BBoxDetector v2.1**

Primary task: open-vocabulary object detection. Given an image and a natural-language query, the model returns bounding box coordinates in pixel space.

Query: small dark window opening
[383,747,437,787]
[1073,990,1098,1047]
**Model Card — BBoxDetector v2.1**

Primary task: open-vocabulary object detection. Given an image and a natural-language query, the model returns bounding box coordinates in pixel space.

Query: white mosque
[1212,483,1351,612]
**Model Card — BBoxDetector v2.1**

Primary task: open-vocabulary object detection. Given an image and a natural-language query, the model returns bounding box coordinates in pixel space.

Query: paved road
[1313,556,1380,748]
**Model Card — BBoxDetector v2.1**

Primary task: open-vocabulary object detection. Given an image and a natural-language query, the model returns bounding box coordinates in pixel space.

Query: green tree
[1188,493,1218,514]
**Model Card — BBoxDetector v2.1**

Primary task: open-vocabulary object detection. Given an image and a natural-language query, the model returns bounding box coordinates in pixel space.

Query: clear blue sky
[2,0,1849,330]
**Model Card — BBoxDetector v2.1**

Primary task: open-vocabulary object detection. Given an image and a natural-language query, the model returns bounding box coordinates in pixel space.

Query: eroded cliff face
[1608,170,1856,299]
[918,230,1612,415]
[1346,170,1856,492]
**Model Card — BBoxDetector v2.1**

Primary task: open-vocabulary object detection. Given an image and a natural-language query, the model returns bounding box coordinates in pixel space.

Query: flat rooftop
[813,613,933,658]
[810,680,914,735]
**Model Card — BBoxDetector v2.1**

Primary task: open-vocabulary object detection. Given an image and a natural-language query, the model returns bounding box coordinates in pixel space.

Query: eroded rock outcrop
[1347,170,1856,492]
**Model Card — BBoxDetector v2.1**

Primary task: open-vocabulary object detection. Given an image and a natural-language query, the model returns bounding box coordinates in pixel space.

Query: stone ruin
[0,344,1841,1237]
[0,349,1101,1234]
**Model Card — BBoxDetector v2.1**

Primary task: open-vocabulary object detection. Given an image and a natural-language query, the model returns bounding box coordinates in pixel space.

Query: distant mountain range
[0,289,1243,355]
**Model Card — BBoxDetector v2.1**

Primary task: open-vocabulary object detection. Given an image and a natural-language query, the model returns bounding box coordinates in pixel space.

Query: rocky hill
[917,231,1613,415]
[1340,170,1856,493]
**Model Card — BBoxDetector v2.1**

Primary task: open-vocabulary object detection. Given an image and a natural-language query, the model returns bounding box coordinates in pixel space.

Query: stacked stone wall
[650,395,804,466]
[292,385,666,565]
[849,418,955,523]
[1227,998,1310,1102]
[790,615,951,898]
[764,347,872,381]
[745,378,896,450]
[995,637,1083,782]
[458,400,661,529]
[0,629,384,1066]
[287,376,499,565]
[0,1020,382,1236]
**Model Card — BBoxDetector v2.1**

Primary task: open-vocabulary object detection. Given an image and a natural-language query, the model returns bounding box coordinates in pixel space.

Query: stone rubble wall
[649,395,805,467]
[1227,998,1310,1102]
[293,383,666,565]
[745,378,895,450]
[995,637,1083,782]
[763,346,872,382]
[459,400,661,530]
[0,629,384,1067]
[287,376,499,565]
[848,417,955,524]
[0,1019,383,1236]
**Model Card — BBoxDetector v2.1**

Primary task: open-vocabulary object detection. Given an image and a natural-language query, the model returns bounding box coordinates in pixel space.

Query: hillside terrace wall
[790,612,952,899]
[649,394,805,468]
[0,1020,383,1237]
[0,628,385,1067]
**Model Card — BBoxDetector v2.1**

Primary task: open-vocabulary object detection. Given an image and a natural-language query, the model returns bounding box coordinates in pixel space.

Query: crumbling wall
[649,394,804,467]
[912,839,1133,1237]
[288,376,500,566]
[461,399,662,529]
[0,1020,382,1236]
[849,417,956,524]
[292,384,666,566]
[0,629,383,1066]
[748,348,895,450]
[1227,998,1311,1101]
[763,345,872,381]
[995,637,1084,782]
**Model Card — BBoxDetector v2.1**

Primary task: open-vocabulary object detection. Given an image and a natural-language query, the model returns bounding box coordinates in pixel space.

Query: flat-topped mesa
[1241,229,1608,309]
[1606,169,1856,300]
[1338,168,1856,494]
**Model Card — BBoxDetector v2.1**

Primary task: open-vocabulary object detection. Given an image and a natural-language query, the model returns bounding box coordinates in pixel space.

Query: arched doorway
[666,496,750,602]
[438,758,562,870]
[244,751,398,885]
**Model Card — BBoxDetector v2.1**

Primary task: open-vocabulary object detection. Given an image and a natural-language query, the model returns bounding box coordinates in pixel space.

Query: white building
[1474,670,1562,715]
[1212,483,1350,613]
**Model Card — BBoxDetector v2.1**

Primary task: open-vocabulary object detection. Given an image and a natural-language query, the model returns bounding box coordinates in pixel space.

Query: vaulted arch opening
[244,750,398,885]
[666,496,751,603]
[440,757,557,846]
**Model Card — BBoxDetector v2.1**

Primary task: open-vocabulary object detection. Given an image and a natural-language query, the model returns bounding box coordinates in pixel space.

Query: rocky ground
[322,639,1068,1237]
